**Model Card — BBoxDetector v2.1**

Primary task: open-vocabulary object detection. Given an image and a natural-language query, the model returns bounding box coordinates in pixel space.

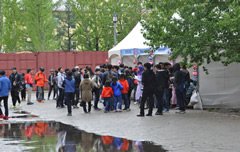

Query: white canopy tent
[108,22,171,66]
[108,22,149,65]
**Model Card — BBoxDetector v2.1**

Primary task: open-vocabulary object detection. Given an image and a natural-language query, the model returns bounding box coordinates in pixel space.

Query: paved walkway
[11,95,240,152]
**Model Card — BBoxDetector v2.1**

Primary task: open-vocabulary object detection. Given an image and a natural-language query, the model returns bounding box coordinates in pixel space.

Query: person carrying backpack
[35,67,48,103]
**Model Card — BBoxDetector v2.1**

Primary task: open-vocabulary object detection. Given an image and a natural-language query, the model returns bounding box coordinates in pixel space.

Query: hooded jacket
[119,79,129,94]
[101,86,113,98]
[0,75,11,97]
[111,81,123,96]
[35,71,48,87]
[64,76,75,93]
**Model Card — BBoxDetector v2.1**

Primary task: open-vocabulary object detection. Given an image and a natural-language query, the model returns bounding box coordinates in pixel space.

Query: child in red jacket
[101,81,113,113]
[119,74,130,111]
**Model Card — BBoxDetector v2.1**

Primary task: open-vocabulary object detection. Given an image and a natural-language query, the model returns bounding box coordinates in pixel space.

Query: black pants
[21,89,26,100]
[176,88,186,111]
[140,89,154,115]
[48,85,54,99]
[0,96,8,116]
[57,88,64,107]
[11,90,20,106]
[65,92,74,114]
[82,101,91,113]
[155,88,164,113]
[73,88,80,106]
[93,88,100,109]
[54,85,58,99]
[128,88,133,105]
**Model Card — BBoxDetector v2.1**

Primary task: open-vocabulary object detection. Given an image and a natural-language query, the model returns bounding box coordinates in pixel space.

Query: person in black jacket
[137,63,156,117]
[9,67,21,108]
[73,66,81,108]
[154,63,169,115]
[48,69,55,100]
[173,63,187,114]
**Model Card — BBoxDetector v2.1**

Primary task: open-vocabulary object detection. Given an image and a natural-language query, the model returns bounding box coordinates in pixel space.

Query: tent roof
[108,22,150,57]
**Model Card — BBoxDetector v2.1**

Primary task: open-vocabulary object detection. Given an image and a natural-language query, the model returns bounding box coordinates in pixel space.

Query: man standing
[48,69,55,100]
[0,70,11,120]
[174,63,187,114]
[137,63,156,117]
[9,67,21,108]
[92,68,102,110]
[35,67,48,102]
[24,69,34,105]
[154,64,169,115]
[72,66,81,108]
[57,67,65,108]
[64,70,75,116]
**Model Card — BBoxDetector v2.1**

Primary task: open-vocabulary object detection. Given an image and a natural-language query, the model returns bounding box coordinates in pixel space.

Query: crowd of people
[0,61,192,119]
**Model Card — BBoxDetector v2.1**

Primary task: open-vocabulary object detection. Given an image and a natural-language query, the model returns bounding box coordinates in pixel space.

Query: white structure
[199,62,240,108]
[108,22,170,66]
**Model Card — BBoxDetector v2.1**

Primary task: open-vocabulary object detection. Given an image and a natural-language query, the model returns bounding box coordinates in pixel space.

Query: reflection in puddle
[0,121,167,152]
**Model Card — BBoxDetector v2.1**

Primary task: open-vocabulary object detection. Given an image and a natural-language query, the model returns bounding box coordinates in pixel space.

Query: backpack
[35,73,40,84]
[106,71,114,82]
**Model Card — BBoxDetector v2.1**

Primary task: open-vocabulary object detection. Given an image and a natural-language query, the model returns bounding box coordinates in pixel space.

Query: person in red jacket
[24,68,34,105]
[35,67,48,102]
[119,74,130,111]
[101,81,113,113]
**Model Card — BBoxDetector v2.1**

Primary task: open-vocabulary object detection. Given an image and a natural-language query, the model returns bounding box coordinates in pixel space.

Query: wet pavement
[1,93,240,152]
[0,121,166,152]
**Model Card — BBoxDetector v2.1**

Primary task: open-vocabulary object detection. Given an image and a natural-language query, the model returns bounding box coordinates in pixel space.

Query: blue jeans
[163,88,170,111]
[37,86,44,101]
[122,94,130,109]
[114,95,122,110]
[104,98,113,112]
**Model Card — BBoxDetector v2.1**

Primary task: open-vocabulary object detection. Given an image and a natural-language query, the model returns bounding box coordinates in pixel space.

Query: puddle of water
[0,121,167,152]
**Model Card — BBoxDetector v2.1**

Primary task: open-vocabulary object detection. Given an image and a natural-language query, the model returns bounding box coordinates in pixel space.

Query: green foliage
[142,0,240,65]
[22,0,57,51]
[0,0,3,51]
[0,0,142,52]
[1,0,23,52]
[69,0,141,51]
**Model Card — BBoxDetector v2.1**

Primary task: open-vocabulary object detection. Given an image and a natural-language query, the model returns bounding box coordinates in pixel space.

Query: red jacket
[101,87,113,98]
[35,72,48,87]
[119,79,129,94]
[25,73,33,85]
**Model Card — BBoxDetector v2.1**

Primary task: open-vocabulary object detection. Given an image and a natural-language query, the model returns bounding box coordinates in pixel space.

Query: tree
[22,0,57,51]
[69,0,142,51]
[53,0,77,51]
[0,0,3,51]
[142,0,240,65]
[1,0,23,52]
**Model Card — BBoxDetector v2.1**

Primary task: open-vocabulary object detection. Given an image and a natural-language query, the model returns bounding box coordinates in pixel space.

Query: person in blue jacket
[0,70,11,120]
[63,70,75,116]
[111,77,123,112]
